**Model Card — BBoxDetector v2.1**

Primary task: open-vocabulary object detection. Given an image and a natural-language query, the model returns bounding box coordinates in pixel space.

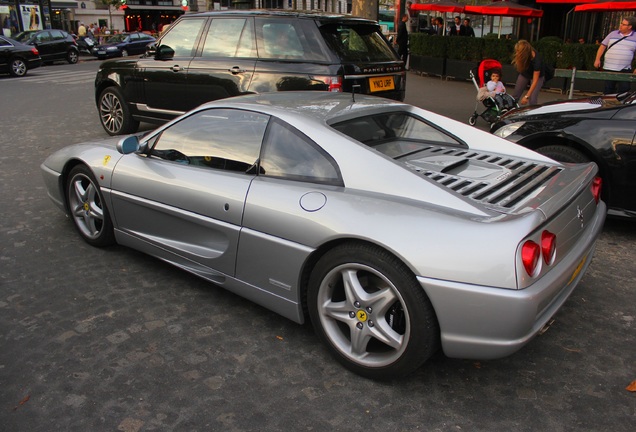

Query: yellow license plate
[369,76,395,92]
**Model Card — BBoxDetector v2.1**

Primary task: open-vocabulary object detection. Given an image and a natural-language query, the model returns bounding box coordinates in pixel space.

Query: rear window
[320,24,398,62]
[331,112,462,158]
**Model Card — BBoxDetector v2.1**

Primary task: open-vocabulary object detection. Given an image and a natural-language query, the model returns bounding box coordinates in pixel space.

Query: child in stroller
[469,59,518,126]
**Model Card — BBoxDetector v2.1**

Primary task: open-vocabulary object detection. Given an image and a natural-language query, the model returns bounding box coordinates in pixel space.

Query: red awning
[464,1,544,17]
[575,0,636,11]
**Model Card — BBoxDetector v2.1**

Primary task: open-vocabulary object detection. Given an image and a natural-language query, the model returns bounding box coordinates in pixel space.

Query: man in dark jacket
[395,13,409,63]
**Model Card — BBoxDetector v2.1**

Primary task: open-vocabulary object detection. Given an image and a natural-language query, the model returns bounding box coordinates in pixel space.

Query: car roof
[197,92,407,125]
[182,9,377,24]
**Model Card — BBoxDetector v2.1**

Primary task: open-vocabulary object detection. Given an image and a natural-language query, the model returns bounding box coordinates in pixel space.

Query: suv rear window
[320,24,398,62]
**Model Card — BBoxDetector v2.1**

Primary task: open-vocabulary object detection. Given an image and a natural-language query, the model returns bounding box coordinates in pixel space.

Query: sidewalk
[404,70,571,131]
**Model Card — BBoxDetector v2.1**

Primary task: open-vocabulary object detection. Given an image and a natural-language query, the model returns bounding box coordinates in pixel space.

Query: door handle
[229,66,246,74]
[170,65,182,72]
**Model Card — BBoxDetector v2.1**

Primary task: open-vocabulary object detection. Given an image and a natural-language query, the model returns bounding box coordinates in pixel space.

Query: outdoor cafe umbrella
[464,1,544,37]
[410,0,466,13]
[575,0,636,11]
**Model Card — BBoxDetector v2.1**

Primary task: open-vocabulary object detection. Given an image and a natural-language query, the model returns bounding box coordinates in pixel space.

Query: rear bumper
[419,201,606,360]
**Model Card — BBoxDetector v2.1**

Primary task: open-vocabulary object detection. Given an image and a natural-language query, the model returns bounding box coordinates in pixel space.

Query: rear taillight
[314,76,343,92]
[522,230,558,276]
[31,48,39,55]
[591,176,602,204]
[540,230,557,265]
[521,241,541,277]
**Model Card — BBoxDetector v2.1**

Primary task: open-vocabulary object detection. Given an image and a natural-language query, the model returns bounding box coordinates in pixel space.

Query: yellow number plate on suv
[369,76,395,92]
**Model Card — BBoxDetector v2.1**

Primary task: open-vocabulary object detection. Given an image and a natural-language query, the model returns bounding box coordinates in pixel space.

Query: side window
[129,33,139,41]
[36,32,51,42]
[255,18,330,61]
[150,108,268,173]
[201,18,256,58]
[158,18,207,57]
[260,120,342,185]
[50,30,64,40]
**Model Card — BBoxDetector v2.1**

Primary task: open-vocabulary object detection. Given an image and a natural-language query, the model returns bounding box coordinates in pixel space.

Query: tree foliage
[353,0,380,20]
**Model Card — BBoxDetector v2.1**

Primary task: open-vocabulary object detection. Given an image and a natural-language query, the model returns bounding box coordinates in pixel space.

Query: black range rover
[95,10,406,135]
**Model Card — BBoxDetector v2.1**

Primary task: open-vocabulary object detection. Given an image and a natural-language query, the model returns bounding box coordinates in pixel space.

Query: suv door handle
[229,66,246,74]
[170,65,183,72]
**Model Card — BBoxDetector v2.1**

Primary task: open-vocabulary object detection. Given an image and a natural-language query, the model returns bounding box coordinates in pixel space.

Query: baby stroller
[468,59,518,126]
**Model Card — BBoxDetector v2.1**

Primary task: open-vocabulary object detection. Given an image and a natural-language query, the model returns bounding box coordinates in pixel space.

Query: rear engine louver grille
[416,147,562,209]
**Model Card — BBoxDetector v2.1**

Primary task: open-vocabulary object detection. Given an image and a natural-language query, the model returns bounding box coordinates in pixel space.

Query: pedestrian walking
[594,16,636,94]
[511,39,546,105]
[395,13,409,64]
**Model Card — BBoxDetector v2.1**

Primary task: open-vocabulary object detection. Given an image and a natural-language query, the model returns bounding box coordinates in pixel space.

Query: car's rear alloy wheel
[66,165,115,247]
[308,243,439,379]
[67,49,79,64]
[121,49,128,57]
[98,87,140,136]
[9,58,27,77]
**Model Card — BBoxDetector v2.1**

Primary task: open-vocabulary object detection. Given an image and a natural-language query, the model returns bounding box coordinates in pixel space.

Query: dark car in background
[94,10,406,135]
[92,32,156,60]
[491,92,636,219]
[0,35,42,77]
[13,29,79,64]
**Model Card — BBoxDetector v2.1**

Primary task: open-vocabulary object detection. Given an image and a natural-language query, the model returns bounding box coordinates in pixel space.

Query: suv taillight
[315,76,343,93]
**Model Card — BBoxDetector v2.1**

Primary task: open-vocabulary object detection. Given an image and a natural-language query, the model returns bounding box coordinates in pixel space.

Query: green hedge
[409,34,610,71]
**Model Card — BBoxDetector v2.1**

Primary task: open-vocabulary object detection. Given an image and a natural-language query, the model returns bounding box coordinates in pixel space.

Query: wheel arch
[298,238,436,323]
[518,133,612,203]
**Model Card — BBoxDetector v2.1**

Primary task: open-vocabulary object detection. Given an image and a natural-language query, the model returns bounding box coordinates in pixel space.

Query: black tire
[307,243,439,379]
[98,87,140,136]
[9,57,27,77]
[537,145,590,164]
[468,115,477,126]
[66,165,116,247]
[67,49,79,64]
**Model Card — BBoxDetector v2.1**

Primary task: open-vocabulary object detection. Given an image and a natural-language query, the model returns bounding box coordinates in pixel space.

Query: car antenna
[352,84,361,102]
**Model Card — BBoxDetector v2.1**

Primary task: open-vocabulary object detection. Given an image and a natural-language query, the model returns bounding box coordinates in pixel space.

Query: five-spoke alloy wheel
[308,243,439,379]
[9,58,28,77]
[66,165,115,247]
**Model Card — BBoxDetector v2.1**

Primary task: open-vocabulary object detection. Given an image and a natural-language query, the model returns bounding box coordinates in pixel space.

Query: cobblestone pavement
[1,67,634,431]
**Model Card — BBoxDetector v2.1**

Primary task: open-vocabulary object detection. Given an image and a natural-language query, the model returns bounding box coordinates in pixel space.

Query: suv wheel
[67,49,79,64]
[98,87,140,136]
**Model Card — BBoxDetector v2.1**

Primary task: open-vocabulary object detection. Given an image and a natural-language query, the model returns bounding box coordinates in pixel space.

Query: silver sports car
[41,92,606,379]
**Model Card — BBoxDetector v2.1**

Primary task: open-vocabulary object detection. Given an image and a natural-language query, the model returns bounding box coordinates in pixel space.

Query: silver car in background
[41,92,606,379]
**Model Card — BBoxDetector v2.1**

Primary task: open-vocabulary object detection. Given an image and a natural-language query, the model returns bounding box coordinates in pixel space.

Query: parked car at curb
[42,92,605,379]
[13,29,79,64]
[491,91,636,219]
[94,9,406,136]
[0,35,42,77]
[91,32,156,60]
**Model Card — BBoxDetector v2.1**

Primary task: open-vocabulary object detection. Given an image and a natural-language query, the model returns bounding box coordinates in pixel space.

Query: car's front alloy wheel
[121,49,128,57]
[308,243,439,379]
[66,165,115,247]
[98,87,139,136]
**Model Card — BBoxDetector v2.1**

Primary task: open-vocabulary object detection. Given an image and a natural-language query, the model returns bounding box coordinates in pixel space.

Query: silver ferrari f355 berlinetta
[41,92,606,379]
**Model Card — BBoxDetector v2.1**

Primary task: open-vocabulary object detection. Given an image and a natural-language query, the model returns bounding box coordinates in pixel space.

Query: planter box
[445,59,478,81]
[410,55,445,78]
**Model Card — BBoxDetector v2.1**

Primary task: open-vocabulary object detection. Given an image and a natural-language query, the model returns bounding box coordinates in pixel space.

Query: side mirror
[116,135,146,154]
[155,45,175,60]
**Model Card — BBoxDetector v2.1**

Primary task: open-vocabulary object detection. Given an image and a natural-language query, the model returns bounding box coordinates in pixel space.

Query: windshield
[331,112,464,159]
[320,23,397,62]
